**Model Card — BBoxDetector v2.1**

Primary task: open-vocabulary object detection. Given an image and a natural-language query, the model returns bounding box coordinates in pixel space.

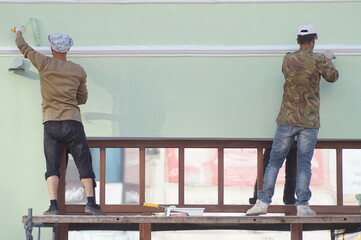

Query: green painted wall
[1,3,361,46]
[0,2,361,239]
[3,55,359,138]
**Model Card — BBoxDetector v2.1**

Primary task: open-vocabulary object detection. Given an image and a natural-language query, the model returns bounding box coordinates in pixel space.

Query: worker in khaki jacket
[246,24,339,216]
[15,27,104,215]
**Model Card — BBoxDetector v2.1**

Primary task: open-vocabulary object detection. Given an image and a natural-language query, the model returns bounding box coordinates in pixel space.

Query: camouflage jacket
[276,47,339,128]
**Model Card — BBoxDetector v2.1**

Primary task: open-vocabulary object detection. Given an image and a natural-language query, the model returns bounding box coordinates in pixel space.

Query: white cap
[297,24,318,37]
[48,33,73,53]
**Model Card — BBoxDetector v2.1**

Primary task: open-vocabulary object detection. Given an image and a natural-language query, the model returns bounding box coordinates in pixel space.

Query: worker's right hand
[323,50,336,63]
[15,25,26,34]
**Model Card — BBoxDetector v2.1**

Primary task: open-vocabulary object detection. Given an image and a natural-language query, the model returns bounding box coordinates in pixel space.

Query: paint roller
[144,202,178,216]
[29,18,41,46]
[143,202,175,209]
[10,18,41,46]
[10,26,25,33]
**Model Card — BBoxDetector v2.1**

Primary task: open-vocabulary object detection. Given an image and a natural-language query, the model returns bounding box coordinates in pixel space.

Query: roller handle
[10,26,26,33]
[143,202,160,208]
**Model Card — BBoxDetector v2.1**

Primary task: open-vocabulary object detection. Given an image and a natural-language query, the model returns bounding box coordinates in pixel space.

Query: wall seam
[1,0,360,3]
[2,45,361,57]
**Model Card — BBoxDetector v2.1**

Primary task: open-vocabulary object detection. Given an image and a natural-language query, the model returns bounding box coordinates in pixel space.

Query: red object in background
[223,149,258,186]
[166,148,324,186]
[166,148,179,183]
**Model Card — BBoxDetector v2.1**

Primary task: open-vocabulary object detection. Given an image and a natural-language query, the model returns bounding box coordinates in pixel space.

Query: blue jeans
[258,123,319,205]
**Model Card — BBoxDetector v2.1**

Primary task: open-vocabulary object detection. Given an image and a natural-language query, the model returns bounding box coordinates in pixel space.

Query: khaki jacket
[16,36,88,123]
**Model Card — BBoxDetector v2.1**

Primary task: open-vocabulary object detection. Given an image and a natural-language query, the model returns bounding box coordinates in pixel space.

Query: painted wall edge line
[1,45,361,57]
[1,0,360,3]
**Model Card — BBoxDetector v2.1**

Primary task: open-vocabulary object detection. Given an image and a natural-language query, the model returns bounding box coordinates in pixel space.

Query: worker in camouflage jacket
[246,24,338,217]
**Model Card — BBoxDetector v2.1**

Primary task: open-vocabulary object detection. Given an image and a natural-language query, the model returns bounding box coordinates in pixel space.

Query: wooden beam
[290,223,303,240]
[58,149,67,213]
[257,147,264,190]
[140,147,146,205]
[22,215,361,225]
[336,147,343,206]
[99,147,106,206]
[23,214,361,240]
[56,223,69,240]
[139,223,151,240]
[218,147,224,205]
[179,147,185,205]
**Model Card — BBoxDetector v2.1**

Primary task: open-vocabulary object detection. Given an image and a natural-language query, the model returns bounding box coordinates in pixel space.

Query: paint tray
[165,207,205,216]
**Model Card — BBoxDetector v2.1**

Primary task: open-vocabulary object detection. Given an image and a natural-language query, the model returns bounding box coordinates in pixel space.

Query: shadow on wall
[8,59,39,80]
[83,61,167,137]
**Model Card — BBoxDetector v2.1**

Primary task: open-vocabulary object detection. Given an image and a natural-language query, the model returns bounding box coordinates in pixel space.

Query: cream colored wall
[1,1,361,239]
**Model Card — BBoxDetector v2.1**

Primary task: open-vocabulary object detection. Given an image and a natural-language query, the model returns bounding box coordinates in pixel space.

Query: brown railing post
[139,223,152,240]
[218,147,224,205]
[290,223,303,240]
[336,147,343,206]
[257,147,264,191]
[100,147,106,206]
[57,149,68,239]
[58,149,67,212]
[57,223,69,240]
[179,147,185,205]
[140,147,146,205]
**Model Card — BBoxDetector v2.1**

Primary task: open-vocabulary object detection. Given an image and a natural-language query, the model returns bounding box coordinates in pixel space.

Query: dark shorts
[43,120,95,180]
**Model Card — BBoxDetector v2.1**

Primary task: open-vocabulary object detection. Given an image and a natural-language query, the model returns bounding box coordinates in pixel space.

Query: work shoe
[297,205,316,216]
[85,203,105,215]
[43,206,59,215]
[246,200,269,216]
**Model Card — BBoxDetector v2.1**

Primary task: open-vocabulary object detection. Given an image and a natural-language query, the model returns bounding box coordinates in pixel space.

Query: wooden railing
[57,138,361,216]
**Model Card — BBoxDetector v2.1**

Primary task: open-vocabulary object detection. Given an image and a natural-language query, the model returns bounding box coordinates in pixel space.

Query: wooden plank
[87,138,361,149]
[22,215,361,225]
[23,214,361,240]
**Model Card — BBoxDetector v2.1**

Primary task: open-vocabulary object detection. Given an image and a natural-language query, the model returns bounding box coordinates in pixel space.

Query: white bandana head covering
[48,33,73,53]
